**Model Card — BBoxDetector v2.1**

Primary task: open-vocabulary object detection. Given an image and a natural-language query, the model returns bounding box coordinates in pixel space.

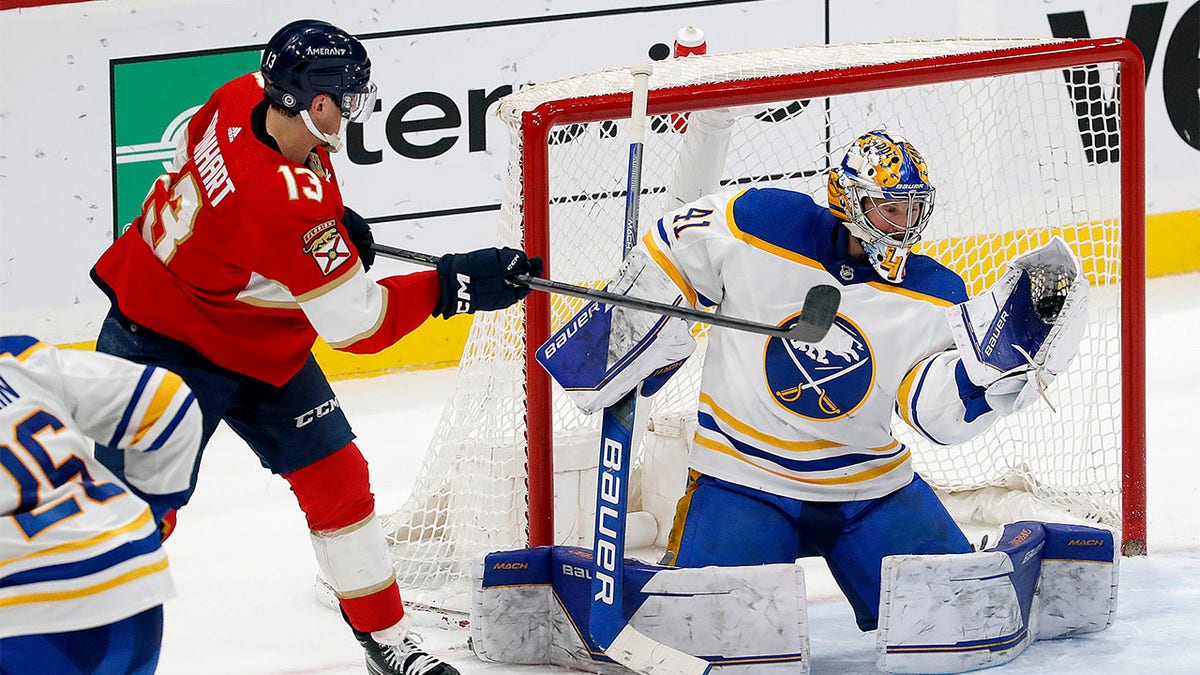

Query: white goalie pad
[877,521,1117,674]
[537,249,696,415]
[946,236,1089,414]
[1034,522,1119,639]
[878,549,1033,674]
[472,546,809,673]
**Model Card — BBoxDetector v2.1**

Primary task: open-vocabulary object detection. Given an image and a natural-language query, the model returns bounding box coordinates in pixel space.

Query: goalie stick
[370,242,840,343]
[590,65,840,675]
[586,63,713,675]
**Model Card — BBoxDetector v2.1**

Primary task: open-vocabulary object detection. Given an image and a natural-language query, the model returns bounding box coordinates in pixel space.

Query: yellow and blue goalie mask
[827,130,936,283]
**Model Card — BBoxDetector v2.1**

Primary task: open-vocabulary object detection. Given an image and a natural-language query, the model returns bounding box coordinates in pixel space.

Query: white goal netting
[381,38,1142,613]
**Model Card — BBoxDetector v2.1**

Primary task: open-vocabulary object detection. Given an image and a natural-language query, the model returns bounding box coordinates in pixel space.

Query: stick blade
[608,625,712,675]
[786,284,842,342]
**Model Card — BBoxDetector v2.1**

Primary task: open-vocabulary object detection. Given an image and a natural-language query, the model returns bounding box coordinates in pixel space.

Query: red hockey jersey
[93,73,439,385]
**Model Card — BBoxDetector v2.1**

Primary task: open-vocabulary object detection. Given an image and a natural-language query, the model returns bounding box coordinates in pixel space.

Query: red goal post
[383,37,1145,614]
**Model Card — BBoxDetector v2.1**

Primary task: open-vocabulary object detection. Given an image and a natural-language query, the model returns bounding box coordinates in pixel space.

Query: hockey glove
[341,206,375,271]
[434,247,543,318]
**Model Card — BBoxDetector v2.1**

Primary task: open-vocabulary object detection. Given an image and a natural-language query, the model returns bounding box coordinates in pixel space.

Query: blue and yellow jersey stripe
[724,188,967,305]
[0,336,46,362]
[109,366,198,453]
[0,510,154,569]
[695,391,909,488]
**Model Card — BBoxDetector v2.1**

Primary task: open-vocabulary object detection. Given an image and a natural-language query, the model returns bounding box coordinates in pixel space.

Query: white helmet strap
[300,109,345,153]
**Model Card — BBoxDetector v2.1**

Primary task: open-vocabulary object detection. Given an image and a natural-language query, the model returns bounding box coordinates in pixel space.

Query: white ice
[156,273,1200,674]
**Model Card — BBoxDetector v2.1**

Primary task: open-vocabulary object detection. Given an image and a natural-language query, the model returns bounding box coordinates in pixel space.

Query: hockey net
[382,37,1145,614]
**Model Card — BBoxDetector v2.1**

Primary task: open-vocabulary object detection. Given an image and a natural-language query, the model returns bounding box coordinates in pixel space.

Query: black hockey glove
[341,207,375,271]
[434,247,543,318]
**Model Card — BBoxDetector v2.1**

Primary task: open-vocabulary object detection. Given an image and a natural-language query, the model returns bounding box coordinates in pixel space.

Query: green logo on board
[111,50,261,237]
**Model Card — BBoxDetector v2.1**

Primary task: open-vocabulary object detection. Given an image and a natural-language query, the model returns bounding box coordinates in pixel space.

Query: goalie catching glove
[434,247,542,318]
[946,237,1088,415]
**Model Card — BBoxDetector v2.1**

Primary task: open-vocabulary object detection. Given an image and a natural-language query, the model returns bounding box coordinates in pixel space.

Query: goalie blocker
[537,248,696,415]
[471,546,808,673]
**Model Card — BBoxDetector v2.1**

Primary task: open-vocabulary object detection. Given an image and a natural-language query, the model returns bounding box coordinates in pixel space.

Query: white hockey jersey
[642,188,1000,502]
[0,336,202,637]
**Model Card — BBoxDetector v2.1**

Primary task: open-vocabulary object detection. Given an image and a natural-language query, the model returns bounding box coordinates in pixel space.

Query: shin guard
[284,444,403,632]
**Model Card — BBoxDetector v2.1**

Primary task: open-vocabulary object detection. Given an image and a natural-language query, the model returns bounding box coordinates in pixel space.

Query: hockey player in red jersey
[90,19,537,675]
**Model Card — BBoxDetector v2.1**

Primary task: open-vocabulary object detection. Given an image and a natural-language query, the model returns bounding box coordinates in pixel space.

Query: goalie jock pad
[471,546,809,673]
[946,236,1088,414]
[538,249,696,414]
[877,521,1117,674]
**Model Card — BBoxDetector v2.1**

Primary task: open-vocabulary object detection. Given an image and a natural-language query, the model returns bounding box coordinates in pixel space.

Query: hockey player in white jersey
[539,129,1114,672]
[0,336,202,674]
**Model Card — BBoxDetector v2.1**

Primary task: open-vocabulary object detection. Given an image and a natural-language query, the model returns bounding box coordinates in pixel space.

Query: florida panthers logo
[763,314,874,421]
[301,219,352,276]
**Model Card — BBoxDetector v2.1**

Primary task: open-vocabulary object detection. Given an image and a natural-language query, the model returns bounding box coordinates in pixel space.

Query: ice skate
[353,628,459,675]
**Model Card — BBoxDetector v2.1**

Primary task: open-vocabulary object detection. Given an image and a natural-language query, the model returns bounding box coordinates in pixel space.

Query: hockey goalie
[471,120,1117,674]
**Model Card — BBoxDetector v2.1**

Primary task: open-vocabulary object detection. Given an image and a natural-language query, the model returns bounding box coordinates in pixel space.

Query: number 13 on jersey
[140,173,202,265]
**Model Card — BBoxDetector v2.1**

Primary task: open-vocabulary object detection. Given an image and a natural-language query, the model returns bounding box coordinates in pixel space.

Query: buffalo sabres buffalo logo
[763,314,874,421]
[301,219,351,276]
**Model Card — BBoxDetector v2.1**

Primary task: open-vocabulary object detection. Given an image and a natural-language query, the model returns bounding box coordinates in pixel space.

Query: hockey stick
[370,242,840,343]
[589,64,844,674]
[585,63,717,675]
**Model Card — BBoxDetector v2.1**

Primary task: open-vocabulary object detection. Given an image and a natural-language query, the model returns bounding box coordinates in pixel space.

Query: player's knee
[283,442,375,531]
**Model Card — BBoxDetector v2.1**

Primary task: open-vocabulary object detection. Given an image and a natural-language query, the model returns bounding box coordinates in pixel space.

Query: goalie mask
[261,19,377,152]
[828,130,936,283]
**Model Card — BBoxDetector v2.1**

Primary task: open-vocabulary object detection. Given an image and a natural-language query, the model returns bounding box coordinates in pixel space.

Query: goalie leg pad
[878,521,1117,673]
[877,522,1046,674]
[472,546,809,673]
[470,547,557,666]
[1034,522,1118,639]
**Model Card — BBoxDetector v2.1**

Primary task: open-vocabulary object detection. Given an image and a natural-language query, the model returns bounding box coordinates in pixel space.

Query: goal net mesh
[382,38,1132,613]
